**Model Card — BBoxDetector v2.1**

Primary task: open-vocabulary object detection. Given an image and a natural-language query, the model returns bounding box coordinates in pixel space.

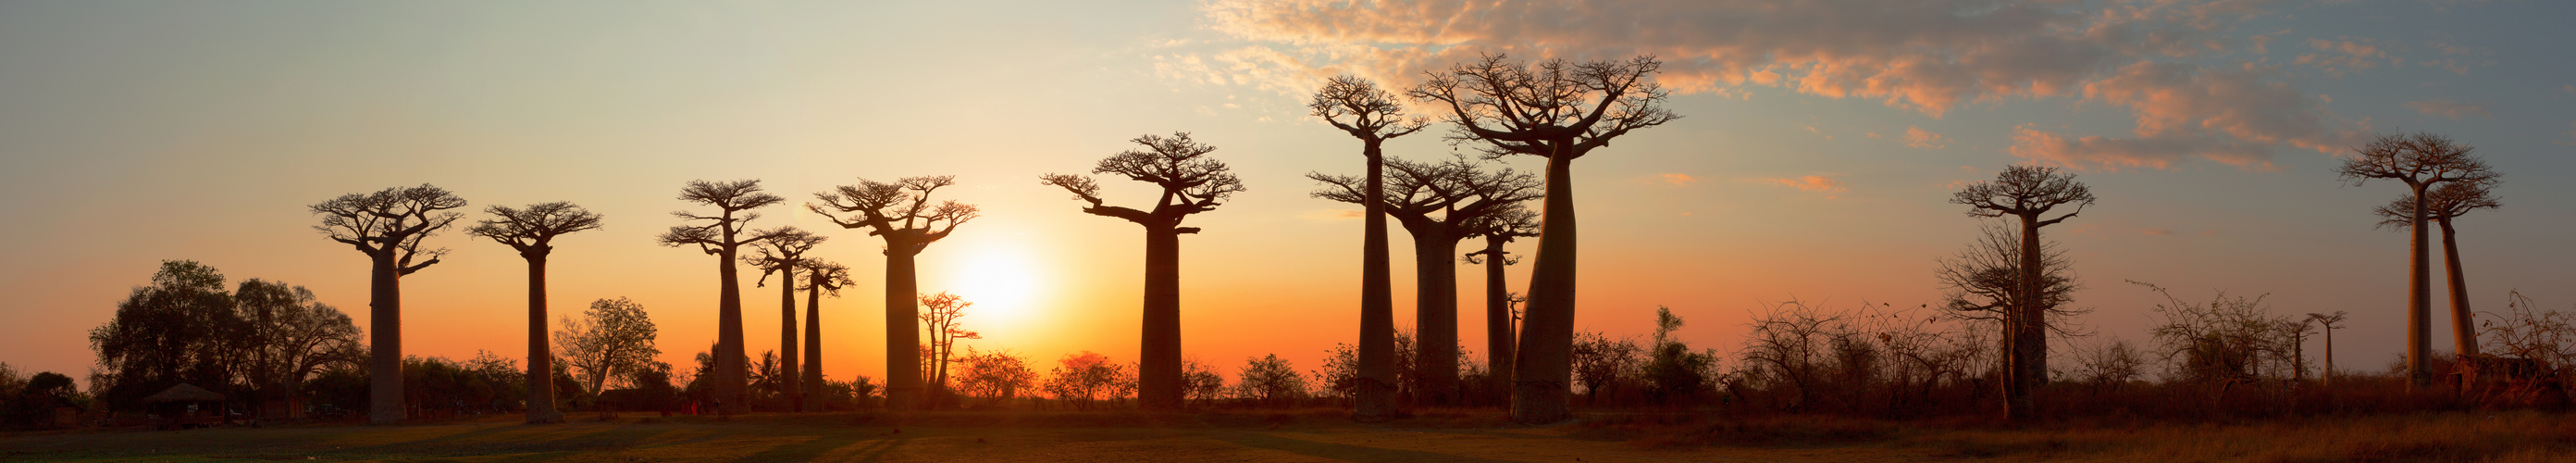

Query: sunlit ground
[6,409,2576,462]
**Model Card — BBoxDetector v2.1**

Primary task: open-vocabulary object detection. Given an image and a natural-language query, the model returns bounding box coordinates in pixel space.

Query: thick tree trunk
[1480,240,1514,407]
[1409,228,1462,406]
[1139,225,1185,410]
[2439,219,2477,358]
[2007,216,2044,422]
[526,254,564,423]
[1356,144,1399,420]
[802,278,824,412]
[717,247,749,414]
[1512,154,1577,424]
[368,251,406,424]
[779,266,800,412]
[2407,183,2433,388]
[885,249,923,410]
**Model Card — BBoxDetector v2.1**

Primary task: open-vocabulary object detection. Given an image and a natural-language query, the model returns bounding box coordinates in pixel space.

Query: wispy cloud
[1903,126,1948,150]
[1301,209,1363,220]
[1658,173,1698,185]
[2404,99,2490,119]
[1758,175,1847,195]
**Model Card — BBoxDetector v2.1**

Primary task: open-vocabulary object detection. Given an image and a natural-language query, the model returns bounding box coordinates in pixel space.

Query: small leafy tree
[554,297,661,397]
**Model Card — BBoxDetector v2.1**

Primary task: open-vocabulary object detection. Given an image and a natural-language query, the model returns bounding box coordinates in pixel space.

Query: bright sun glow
[940,240,1049,332]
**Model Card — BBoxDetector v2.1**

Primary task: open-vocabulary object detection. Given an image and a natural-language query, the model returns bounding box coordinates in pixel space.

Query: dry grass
[3,408,2571,461]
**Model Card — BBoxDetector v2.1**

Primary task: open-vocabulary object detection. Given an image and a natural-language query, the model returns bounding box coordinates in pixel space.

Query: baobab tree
[2309,311,2349,380]
[464,201,602,423]
[655,180,784,414]
[1462,206,1538,404]
[919,292,981,408]
[809,176,979,410]
[2336,131,2496,387]
[1314,156,1542,406]
[1309,74,1427,420]
[309,184,468,424]
[796,258,854,412]
[2373,179,2504,359]
[1410,54,1678,423]
[1040,131,1247,410]
[1949,165,2096,422]
[746,227,825,412]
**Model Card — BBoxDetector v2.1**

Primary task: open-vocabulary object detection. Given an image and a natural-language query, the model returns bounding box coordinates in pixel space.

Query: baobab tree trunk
[2407,184,2433,388]
[526,254,563,423]
[1480,240,1514,407]
[802,279,824,412]
[2439,219,2477,358]
[779,268,800,412]
[368,251,406,424]
[885,249,923,410]
[1139,225,1185,410]
[1410,229,1462,406]
[717,247,749,414]
[2008,216,2044,421]
[1356,144,1399,420]
[1513,154,1578,424]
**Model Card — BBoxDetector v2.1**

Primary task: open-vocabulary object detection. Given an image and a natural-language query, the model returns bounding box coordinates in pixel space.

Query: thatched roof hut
[141,383,225,404]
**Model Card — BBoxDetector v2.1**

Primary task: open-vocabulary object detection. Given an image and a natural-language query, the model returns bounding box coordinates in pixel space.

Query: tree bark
[1139,225,1185,410]
[1356,143,1399,420]
[884,249,923,410]
[802,275,824,412]
[1512,153,1577,424]
[1480,239,1514,407]
[526,254,564,423]
[779,266,800,412]
[2407,183,2433,388]
[368,251,406,424]
[2439,219,2477,358]
[2007,215,2044,422]
[717,246,748,414]
[1406,225,1462,406]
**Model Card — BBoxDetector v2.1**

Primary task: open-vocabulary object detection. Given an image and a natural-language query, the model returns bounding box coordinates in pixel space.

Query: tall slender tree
[796,258,854,412]
[2336,131,2496,387]
[465,201,602,424]
[1461,206,1538,404]
[310,184,467,424]
[1314,156,1542,406]
[1950,165,2096,422]
[809,176,979,410]
[1309,75,1427,420]
[655,180,783,414]
[1041,132,1247,410]
[746,227,825,412]
[918,292,981,408]
[2373,179,2503,359]
[1410,54,1678,423]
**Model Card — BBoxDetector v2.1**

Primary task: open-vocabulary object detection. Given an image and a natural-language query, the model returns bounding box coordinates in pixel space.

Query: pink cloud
[2404,99,2491,119]
[1659,173,1698,185]
[1903,126,1948,149]
[1759,175,1847,194]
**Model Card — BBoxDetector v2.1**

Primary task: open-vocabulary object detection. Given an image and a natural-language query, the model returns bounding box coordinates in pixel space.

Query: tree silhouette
[2308,311,2350,379]
[2373,179,2504,359]
[1314,156,1542,406]
[1461,206,1538,404]
[745,227,826,412]
[1041,131,1246,410]
[309,183,467,424]
[918,292,981,409]
[809,175,979,410]
[1309,75,1428,419]
[230,279,364,419]
[655,180,784,414]
[466,201,602,423]
[1410,54,1679,423]
[794,258,853,412]
[2336,131,2496,387]
[1949,165,2095,422]
[554,297,660,397]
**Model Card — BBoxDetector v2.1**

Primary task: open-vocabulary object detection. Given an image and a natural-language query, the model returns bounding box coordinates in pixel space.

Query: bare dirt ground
[3,408,2570,462]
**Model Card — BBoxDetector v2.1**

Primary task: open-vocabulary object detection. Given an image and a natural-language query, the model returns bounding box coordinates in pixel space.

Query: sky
[3,0,2572,388]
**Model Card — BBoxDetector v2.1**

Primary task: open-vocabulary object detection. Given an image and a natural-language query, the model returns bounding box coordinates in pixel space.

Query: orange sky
[5,1,2576,388]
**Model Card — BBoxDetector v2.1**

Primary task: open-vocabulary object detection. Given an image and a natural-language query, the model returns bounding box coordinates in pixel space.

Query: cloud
[2011,60,2367,171]
[2294,37,2390,77]
[2404,99,2490,119]
[1301,209,1364,220]
[1759,175,1847,194]
[1194,0,2359,171]
[1903,126,1948,149]
[2557,121,2576,147]
[1658,173,1697,185]
[2142,228,2174,235]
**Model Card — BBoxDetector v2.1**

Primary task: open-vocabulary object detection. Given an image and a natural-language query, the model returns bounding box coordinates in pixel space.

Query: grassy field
[4,408,2574,462]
